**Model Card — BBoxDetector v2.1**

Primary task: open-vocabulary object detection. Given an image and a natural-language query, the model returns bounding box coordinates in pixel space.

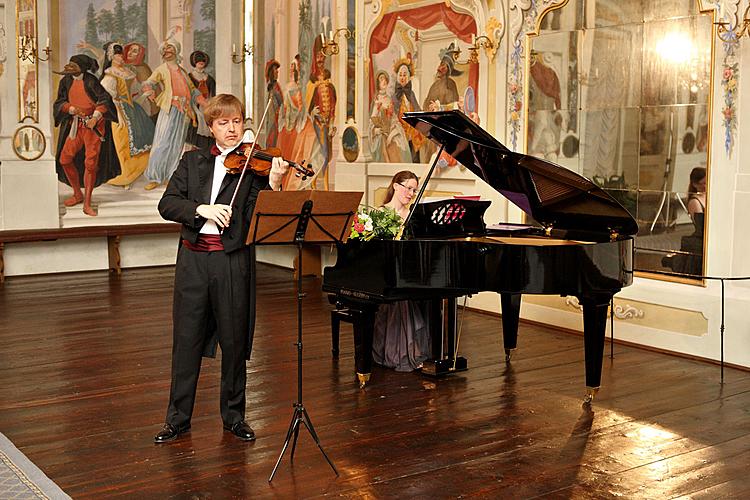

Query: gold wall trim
[524,295,708,337]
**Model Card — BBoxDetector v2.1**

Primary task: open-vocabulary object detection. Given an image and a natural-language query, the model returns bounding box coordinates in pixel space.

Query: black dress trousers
[166,244,252,428]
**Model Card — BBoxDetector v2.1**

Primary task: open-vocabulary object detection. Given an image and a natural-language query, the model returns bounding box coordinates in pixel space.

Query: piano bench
[330,307,357,359]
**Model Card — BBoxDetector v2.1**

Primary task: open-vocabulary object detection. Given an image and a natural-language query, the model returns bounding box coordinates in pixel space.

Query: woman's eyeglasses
[397,183,418,194]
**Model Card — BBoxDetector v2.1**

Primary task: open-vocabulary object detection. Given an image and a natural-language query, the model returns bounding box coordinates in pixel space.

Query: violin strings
[228,96,275,211]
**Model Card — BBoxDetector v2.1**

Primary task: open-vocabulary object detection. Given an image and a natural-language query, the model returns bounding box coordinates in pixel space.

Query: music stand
[247,190,362,482]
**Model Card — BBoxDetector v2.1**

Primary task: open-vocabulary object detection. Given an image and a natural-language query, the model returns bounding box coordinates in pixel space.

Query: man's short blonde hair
[203,94,244,127]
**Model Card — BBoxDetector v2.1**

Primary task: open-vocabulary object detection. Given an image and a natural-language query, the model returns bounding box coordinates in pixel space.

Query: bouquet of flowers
[349,205,403,241]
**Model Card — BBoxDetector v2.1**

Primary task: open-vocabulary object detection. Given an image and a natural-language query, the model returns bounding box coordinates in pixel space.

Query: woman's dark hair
[383,170,419,205]
[688,166,707,194]
[190,50,210,68]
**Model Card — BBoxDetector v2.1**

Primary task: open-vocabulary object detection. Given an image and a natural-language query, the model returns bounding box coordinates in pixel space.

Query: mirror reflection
[527,0,711,279]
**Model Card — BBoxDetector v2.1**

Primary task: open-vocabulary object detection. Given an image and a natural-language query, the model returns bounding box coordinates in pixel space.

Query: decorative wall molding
[564,296,645,320]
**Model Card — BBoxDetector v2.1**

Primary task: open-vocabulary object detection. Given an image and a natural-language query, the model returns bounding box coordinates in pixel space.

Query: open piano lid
[402,110,638,237]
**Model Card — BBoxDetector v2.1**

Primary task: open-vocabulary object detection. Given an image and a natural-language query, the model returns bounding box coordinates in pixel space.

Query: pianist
[372,171,432,371]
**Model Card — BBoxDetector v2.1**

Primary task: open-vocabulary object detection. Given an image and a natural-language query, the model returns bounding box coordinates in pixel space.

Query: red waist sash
[182,234,224,252]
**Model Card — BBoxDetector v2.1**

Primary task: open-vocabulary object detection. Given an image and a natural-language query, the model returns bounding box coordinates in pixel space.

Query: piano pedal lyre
[583,386,599,405]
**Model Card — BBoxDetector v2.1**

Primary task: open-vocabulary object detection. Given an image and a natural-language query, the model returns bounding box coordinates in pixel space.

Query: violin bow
[227,95,275,210]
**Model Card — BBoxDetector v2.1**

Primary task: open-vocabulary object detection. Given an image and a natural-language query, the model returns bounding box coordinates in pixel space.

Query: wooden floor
[1,265,749,499]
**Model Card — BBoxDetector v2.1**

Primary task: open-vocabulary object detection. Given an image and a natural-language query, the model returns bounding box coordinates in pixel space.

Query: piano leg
[579,294,612,404]
[351,305,377,388]
[500,293,522,362]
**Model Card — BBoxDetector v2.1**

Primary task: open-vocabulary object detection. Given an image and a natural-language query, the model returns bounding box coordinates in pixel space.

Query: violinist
[154,93,290,443]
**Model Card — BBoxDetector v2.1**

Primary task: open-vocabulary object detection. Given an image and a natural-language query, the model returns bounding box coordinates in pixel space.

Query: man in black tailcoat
[153,94,289,443]
[53,54,120,216]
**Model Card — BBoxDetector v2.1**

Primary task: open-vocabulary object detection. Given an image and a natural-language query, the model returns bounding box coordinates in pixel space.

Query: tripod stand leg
[290,413,301,463]
[268,407,304,482]
[300,406,339,476]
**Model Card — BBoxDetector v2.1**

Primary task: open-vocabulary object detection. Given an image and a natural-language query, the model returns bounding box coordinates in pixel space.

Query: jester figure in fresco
[101,42,155,189]
[305,36,337,190]
[392,56,423,163]
[423,43,462,112]
[263,59,283,149]
[54,54,120,217]
[142,37,206,190]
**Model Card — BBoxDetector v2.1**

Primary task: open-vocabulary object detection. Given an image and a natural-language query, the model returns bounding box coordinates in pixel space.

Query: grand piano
[322,110,637,402]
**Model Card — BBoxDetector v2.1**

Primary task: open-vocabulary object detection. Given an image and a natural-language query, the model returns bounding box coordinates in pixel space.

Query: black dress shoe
[153,423,190,444]
[223,421,256,441]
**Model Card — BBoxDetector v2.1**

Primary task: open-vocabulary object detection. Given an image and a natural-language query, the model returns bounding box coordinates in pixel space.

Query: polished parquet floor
[1,264,749,499]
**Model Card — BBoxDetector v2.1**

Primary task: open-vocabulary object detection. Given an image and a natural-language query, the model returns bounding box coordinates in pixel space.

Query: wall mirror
[526,0,712,281]
[16,0,39,122]
[342,125,360,162]
[13,124,46,160]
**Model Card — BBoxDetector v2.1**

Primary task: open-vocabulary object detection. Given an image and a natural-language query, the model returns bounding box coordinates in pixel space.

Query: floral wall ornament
[713,0,743,157]
[720,37,739,156]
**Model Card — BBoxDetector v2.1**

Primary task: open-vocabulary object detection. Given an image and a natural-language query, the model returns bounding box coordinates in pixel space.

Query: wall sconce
[17,35,50,63]
[451,34,494,64]
[320,28,354,57]
[232,43,253,64]
[715,5,750,42]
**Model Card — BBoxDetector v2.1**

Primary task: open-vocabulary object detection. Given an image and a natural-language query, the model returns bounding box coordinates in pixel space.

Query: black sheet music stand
[247,190,362,482]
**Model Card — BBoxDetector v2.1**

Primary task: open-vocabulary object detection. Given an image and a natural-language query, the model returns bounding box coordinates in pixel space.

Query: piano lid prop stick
[400,143,445,238]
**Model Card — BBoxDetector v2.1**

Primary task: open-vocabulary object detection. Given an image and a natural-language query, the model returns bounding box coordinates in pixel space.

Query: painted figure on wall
[423,43,462,112]
[124,42,158,119]
[142,37,205,190]
[53,54,120,216]
[305,36,337,190]
[101,42,155,189]
[185,50,214,150]
[369,70,410,163]
[392,56,422,163]
[278,55,305,158]
[263,59,283,149]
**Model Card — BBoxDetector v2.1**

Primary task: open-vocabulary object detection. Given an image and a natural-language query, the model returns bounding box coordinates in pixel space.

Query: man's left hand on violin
[269,157,290,191]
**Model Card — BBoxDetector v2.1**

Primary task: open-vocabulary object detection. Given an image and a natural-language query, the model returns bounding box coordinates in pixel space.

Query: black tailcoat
[158,145,270,359]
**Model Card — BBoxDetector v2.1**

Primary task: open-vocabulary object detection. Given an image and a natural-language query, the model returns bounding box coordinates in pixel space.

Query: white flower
[364,218,374,231]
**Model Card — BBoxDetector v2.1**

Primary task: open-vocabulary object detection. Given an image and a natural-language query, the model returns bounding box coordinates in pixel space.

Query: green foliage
[113,0,126,42]
[350,206,403,241]
[97,9,115,42]
[85,3,99,46]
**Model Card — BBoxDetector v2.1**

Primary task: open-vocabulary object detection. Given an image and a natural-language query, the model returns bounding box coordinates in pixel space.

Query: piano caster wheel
[357,372,371,389]
[583,387,599,406]
[504,348,514,363]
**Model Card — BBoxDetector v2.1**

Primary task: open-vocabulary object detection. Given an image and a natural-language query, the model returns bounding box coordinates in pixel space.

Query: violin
[224,142,315,180]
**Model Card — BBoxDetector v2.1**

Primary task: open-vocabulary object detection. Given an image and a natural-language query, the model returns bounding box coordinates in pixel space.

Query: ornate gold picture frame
[12,124,46,161]
[17,0,39,122]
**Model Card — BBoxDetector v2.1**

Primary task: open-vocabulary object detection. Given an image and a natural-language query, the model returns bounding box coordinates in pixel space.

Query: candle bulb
[455,38,459,49]
[329,30,334,42]
[320,32,325,44]
[232,43,236,54]
[471,33,476,46]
